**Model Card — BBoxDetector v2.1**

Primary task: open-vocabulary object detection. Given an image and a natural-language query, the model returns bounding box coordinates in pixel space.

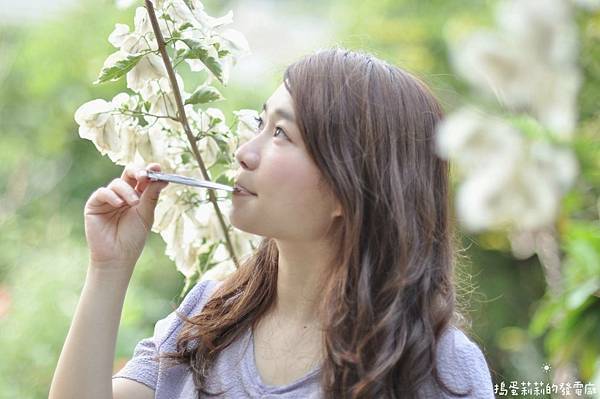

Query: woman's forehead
[264,84,296,118]
[269,84,293,106]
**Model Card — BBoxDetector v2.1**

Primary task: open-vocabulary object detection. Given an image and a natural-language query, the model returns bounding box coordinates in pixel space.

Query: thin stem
[534,226,563,296]
[144,0,240,269]
[118,109,178,121]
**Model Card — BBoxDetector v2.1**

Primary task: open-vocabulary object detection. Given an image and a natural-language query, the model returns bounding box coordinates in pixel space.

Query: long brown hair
[158,47,473,398]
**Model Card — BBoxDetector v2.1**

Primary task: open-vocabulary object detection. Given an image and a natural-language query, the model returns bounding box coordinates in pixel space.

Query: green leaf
[208,113,223,125]
[181,152,192,164]
[184,85,224,105]
[529,297,561,337]
[566,278,600,310]
[506,113,567,145]
[94,53,144,85]
[198,241,220,274]
[181,39,224,83]
[179,22,193,30]
[208,159,230,182]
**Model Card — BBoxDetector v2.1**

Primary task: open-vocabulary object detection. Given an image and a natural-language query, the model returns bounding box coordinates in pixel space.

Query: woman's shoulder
[437,325,485,356]
[427,325,495,398]
[180,278,224,316]
[436,324,491,371]
[153,279,224,348]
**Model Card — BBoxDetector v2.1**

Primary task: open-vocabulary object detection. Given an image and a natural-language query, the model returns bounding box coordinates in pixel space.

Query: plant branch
[117,109,178,122]
[144,0,240,269]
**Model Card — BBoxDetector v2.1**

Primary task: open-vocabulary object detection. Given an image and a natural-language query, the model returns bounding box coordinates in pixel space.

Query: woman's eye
[273,127,288,139]
[253,116,288,140]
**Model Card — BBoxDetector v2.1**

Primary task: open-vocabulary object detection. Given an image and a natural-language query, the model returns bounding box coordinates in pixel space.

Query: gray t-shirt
[113,279,495,398]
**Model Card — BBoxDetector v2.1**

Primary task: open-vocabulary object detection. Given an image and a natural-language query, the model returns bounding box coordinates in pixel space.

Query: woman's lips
[233,183,257,196]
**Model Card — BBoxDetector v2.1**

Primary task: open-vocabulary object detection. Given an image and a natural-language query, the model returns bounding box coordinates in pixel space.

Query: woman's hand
[84,162,169,272]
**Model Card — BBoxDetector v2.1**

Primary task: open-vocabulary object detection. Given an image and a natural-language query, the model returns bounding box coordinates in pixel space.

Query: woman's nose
[235,147,259,170]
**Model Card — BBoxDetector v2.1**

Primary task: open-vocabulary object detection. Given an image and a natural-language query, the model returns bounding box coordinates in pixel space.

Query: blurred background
[0,0,598,397]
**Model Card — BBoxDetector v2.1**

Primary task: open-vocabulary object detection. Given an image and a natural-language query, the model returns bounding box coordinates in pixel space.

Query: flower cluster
[434,0,587,233]
[75,0,261,278]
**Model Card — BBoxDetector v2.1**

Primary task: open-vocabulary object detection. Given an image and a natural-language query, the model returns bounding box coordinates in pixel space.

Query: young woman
[50,48,495,399]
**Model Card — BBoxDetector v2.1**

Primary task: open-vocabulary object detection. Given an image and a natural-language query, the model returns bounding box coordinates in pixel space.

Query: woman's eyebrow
[262,102,296,124]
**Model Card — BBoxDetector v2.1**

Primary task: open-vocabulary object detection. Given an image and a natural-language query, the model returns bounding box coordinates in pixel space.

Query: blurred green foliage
[0,0,598,398]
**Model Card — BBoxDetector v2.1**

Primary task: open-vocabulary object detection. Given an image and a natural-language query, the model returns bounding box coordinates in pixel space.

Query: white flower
[195,136,220,168]
[108,117,138,166]
[496,0,578,66]
[75,98,138,165]
[187,202,223,243]
[155,189,234,277]
[182,106,230,168]
[152,184,183,233]
[163,0,200,30]
[454,166,544,232]
[437,108,578,232]
[197,225,261,282]
[450,0,581,139]
[81,0,254,279]
[189,1,234,29]
[74,99,113,136]
[160,204,204,277]
[136,125,168,165]
[99,49,133,73]
[140,121,190,168]
[139,76,171,103]
[111,92,139,111]
[456,143,577,232]
[164,0,235,35]
[108,24,130,48]
[219,28,250,55]
[108,8,160,54]
[163,0,249,84]
[435,107,524,175]
[105,8,181,103]
[127,54,169,98]
[132,6,157,41]
[147,90,179,121]
[187,105,227,134]
[205,108,228,133]
[528,140,579,193]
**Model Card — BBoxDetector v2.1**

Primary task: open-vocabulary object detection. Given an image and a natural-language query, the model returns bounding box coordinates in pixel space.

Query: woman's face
[229,83,342,241]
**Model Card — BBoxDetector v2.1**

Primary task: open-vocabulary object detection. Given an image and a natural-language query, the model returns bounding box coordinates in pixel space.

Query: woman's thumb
[136,180,168,229]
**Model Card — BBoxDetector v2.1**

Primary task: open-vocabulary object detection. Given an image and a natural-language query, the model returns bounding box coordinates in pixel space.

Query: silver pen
[146,170,237,192]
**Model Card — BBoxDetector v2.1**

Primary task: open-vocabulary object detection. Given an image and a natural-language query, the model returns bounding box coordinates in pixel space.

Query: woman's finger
[107,178,140,206]
[121,165,139,188]
[119,163,163,194]
[88,187,126,208]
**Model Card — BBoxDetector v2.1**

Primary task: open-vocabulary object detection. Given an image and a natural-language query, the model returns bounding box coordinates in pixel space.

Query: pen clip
[146,170,236,192]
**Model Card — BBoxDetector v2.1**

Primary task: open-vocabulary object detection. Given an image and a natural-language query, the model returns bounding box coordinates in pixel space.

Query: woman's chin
[228,211,255,235]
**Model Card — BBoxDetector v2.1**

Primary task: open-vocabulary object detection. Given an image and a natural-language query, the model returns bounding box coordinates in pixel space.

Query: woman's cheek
[277,151,321,189]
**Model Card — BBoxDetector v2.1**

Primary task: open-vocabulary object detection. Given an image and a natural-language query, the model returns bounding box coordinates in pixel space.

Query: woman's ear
[332,201,343,218]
